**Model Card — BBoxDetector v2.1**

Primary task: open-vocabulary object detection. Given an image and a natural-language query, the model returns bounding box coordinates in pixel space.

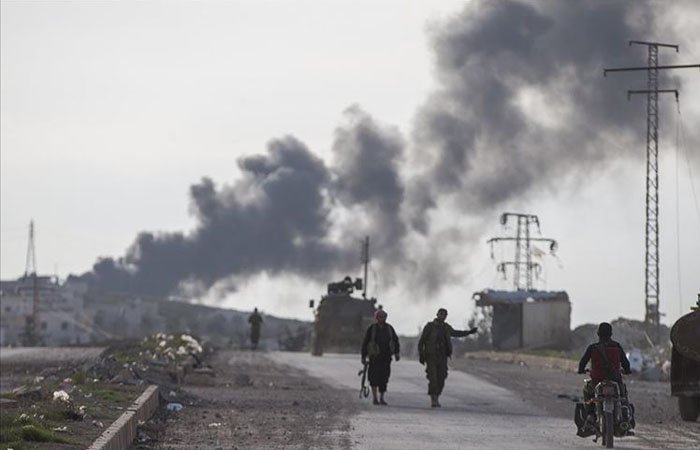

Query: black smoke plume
[81,111,407,296]
[81,1,696,298]
[410,1,664,220]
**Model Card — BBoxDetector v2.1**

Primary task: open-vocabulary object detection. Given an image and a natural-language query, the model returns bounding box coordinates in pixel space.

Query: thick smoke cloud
[331,106,407,262]
[411,1,661,219]
[82,112,407,296]
[82,137,349,295]
[81,1,693,298]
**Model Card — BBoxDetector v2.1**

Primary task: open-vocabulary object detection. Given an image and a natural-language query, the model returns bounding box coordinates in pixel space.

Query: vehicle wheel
[311,334,323,356]
[678,396,700,421]
[604,412,614,448]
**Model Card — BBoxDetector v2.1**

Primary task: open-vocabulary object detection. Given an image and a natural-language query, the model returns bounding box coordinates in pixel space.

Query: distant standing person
[248,308,263,350]
[418,308,477,407]
[361,309,400,405]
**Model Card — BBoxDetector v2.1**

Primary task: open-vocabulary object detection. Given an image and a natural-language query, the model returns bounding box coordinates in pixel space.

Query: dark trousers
[425,357,448,396]
[368,355,391,392]
[250,327,260,344]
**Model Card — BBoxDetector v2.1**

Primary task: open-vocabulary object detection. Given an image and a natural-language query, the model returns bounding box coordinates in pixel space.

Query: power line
[675,116,683,317]
[677,110,700,226]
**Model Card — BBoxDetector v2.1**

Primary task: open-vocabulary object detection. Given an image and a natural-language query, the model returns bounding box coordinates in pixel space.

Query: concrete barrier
[87,384,159,450]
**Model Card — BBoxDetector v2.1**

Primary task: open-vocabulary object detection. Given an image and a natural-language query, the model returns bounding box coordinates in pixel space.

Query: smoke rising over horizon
[78,1,697,299]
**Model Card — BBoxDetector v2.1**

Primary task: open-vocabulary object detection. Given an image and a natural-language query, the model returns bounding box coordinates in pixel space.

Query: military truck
[309,276,377,356]
[670,294,700,421]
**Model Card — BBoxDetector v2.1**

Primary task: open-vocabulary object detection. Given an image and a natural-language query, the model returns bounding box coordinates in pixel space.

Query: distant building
[84,294,165,341]
[473,289,571,350]
[0,276,91,346]
[1,274,312,349]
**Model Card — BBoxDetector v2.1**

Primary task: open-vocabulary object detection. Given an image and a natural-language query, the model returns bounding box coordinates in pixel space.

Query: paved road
[0,346,105,393]
[270,352,657,450]
[0,346,105,365]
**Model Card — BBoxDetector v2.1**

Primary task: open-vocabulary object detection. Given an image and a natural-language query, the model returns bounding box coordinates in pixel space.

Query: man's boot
[434,395,441,408]
[430,395,438,408]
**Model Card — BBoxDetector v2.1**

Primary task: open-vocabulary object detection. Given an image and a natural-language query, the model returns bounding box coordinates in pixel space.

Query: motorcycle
[576,375,635,448]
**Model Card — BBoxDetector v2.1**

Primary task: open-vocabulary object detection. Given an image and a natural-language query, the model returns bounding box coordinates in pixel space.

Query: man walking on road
[418,308,477,407]
[248,308,263,350]
[361,309,401,405]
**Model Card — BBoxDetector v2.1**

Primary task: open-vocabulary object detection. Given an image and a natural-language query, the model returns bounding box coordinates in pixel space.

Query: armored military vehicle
[670,294,700,421]
[309,275,377,356]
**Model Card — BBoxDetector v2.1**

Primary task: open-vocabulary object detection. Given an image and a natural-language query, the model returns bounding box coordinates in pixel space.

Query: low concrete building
[0,276,91,346]
[473,289,571,350]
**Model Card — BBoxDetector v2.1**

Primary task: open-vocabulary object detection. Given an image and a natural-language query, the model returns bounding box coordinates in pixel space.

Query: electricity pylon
[22,220,41,346]
[605,41,699,337]
[487,213,558,291]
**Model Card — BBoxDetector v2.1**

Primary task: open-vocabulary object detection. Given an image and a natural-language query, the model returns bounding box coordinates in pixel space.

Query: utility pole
[487,213,558,291]
[22,220,40,346]
[604,41,700,338]
[360,236,370,298]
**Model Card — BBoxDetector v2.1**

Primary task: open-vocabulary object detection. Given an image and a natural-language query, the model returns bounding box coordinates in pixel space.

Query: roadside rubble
[88,332,213,389]
[0,332,210,448]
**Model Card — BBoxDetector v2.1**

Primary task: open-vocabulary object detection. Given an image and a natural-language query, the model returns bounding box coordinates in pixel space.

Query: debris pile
[88,332,212,388]
[141,333,204,362]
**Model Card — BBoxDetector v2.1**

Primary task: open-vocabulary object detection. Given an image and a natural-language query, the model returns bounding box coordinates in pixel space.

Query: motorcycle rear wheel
[678,396,700,422]
[602,412,614,448]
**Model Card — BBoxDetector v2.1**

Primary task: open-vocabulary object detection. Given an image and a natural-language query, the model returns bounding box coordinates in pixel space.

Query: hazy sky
[2,1,699,335]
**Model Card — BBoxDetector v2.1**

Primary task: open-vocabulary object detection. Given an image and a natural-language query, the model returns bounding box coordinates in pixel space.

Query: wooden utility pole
[361,236,370,298]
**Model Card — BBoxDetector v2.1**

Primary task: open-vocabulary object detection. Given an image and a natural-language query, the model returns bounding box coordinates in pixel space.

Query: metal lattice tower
[643,43,663,330]
[22,220,41,346]
[604,41,699,334]
[487,213,558,291]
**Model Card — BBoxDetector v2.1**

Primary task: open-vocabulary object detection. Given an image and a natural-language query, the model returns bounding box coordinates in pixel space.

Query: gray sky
[2,1,699,335]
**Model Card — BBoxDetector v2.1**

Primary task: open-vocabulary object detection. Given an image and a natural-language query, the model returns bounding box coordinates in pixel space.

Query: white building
[0,276,92,346]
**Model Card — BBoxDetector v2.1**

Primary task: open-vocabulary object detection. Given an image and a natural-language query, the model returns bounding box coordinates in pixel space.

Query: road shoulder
[139,350,356,449]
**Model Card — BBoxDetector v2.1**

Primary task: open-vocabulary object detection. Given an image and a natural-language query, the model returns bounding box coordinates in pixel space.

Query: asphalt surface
[0,346,105,365]
[0,346,105,393]
[269,352,660,450]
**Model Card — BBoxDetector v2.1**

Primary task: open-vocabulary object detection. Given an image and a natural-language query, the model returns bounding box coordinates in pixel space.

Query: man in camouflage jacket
[418,308,477,407]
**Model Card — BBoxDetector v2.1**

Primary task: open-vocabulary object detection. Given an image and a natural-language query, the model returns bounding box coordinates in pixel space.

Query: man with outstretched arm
[418,308,478,408]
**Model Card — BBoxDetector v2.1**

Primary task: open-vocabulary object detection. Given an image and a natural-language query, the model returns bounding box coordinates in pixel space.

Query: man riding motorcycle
[576,322,633,437]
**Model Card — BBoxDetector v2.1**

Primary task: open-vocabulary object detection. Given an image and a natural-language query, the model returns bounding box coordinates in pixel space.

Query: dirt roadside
[451,355,700,449]
[136,350,356,449]
[1,347,145,449]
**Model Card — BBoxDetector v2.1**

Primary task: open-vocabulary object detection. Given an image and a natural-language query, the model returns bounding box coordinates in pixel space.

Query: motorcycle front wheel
[602,411,614,448]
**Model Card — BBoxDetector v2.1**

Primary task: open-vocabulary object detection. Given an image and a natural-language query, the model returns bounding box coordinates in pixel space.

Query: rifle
[357,362,370,398]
